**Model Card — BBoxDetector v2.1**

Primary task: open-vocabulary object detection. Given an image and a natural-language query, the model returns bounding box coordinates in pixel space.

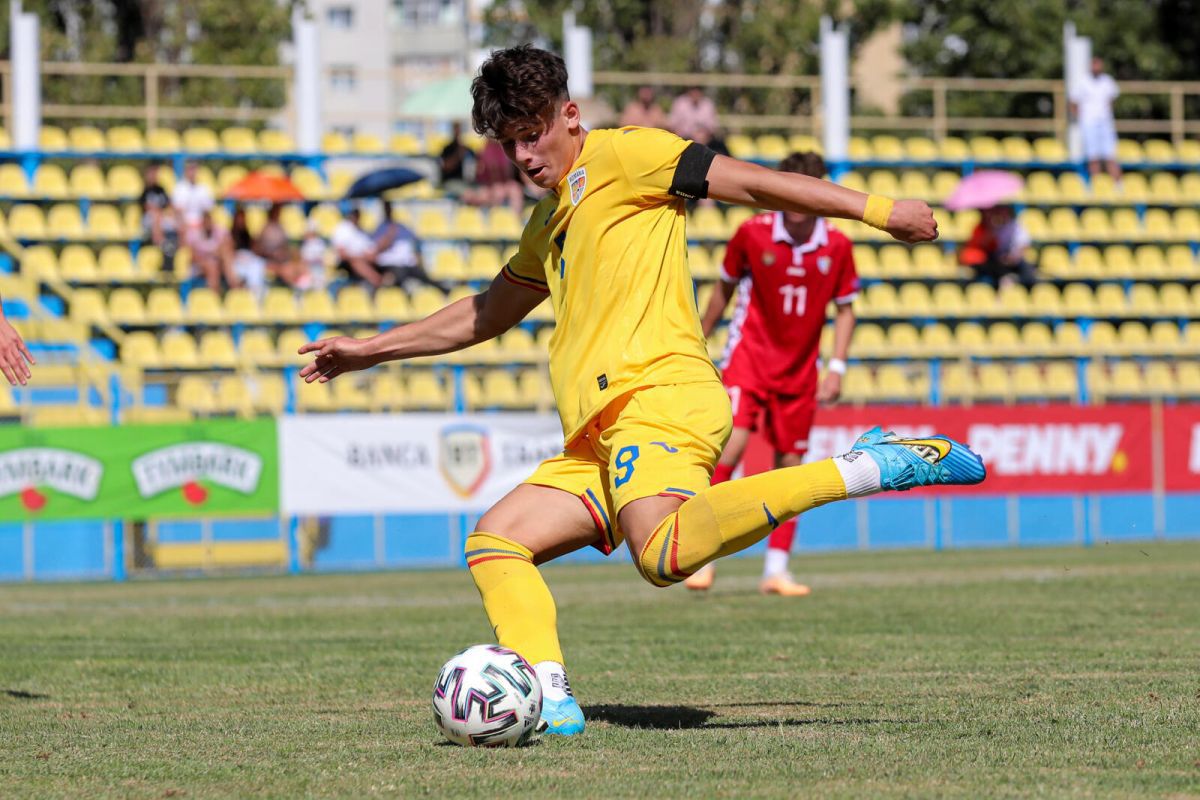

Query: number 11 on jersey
[778,284,807,316]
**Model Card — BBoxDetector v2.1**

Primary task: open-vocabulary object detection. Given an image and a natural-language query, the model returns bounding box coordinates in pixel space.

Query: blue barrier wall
[2,492,1199,581]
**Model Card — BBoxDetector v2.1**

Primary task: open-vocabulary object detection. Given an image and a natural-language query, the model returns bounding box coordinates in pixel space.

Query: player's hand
[298,336,377,383]
[817,372,842,405]
[0,317,35,386]
[885,199,938,244]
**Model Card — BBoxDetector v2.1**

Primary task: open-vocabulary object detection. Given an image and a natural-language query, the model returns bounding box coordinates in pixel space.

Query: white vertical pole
[12,5,42,152]
[292,7,321,155]
[563,12,593,99]
[1064,22,1091,163]
[819,16,849,165]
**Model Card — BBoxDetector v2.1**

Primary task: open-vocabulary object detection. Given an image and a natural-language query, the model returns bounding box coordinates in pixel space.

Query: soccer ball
[432,644,542,747]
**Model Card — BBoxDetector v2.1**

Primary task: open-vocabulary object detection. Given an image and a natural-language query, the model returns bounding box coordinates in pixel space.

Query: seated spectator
[299,223,328,291]
[331,207,385,288]
[140,163,178,259]
[184,210,237,293]
[463,139,525,216]
[256,203,312,289]
[373,200,449,292]
[439,121,474,194]
[171,160,214,231]
[668,86,719,141]
[959,205,1036,287]
[229,206,267,298]
[620,86,668,129]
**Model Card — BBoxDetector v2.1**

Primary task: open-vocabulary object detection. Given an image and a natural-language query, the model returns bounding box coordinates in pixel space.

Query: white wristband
[827,358,847,375]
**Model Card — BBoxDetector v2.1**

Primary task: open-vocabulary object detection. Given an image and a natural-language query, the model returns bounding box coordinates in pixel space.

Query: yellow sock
[637,459,847,586]
[465,532,564,665]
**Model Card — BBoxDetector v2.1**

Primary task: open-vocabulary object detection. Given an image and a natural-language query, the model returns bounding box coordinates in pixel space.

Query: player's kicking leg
[468,482,601,737]
[683,426,749,592]
[624,422,986,588]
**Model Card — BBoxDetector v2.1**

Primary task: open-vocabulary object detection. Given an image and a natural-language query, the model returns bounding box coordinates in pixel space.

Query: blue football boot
[537,696,585,736]
[851,426,986,491]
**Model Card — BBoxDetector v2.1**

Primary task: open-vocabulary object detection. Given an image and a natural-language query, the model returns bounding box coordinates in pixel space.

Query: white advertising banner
[279,414,564,514]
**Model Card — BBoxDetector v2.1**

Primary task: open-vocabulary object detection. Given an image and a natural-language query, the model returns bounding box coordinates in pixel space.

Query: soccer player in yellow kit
[300,45,985,736]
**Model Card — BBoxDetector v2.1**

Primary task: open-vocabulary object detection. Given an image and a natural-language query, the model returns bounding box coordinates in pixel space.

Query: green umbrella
[399,75,474,120]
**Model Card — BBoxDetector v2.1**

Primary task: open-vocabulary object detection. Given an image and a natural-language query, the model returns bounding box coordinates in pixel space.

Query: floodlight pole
[820,16,850,175]
[563,11,594,99]
[292,6,321,157]
[11,0,42,165]
[1063,22,1092,164]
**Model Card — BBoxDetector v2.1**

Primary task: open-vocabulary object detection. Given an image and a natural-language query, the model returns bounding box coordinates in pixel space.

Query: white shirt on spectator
[1071,73,1119,124]
[331,220,373,258]
[171,179,214,227]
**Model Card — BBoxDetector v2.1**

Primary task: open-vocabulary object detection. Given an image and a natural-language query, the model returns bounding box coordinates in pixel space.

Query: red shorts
[725,380,816,456]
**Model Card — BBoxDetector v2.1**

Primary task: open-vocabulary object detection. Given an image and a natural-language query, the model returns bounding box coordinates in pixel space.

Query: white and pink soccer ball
[432,644,542,747]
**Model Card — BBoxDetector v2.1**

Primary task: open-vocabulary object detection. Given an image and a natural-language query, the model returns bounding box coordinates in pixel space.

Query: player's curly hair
[779,151,827,179]
[471,44,570,139]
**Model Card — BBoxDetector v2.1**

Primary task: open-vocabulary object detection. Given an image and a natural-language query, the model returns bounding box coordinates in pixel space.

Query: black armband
[668,142,717,200]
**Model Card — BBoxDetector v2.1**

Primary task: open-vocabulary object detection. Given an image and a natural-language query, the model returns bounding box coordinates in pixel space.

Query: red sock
[712,462,735,485]
[767,518,797,552]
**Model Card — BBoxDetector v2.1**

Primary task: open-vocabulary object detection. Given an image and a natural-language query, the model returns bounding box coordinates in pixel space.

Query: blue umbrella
[344,167,425,199]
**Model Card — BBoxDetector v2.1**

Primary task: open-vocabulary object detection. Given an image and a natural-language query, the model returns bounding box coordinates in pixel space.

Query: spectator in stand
[463,138,525,216]
[668,86,719,141]
[439,121,474,194]
[373,200,449,292]
[620,86,668,130]
[299,222,328,291]
[331,207,385,289]
[958,205,1036,287]
[229,206,267,298]
[140,162,178,260]
[1070,56,1122,182]
[256,202,312,289]
[171,160,214,231]
[185,210,237,293]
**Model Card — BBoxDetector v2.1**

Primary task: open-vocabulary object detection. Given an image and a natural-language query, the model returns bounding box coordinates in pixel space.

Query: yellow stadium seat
[322,132,350,154]
[214,164,248,196]
[66,125,104,152]
[106,126,145,152]
[1143,362,1175,396]
[45,203,83,239]
[1001,137,1034,163]
[263,288,299,324]
[1061,283,1095,317]
[237,329,275,367]
[930,171,960,203]
[387,132,421,155]
[1114,321,1150,356]
[871,135,904,162]
[899,171,933,201]
[109,287,148,325]
[219,127,257,154]
[68,163,107,199]
[87,204,126,239]
[850,323,886,358]
[176,376,216,415]
[290,167,327,201]
[881,364,926,402]
[840,365,875,404]
[405,370,450,410]
[1146,172,1180,204]
[298,290,336,323]
[451,206,486,240]
[1044,362,1079,399]
[786,134,821,154]
[1020,321,1054,356]
[1095,283,1127,316]
[885,323,920,357]
[1166,245,1199,279]
[145,287,184,325]
[940,363,973,404]
[1051,322,1084,357]
[1010,363,1048,402]
[213,375,253,415]
[689,206,727,240]
[146,128,182,153]
[258,129,295,153]
[331,376,372,411]
[1179,362,1200,396]
[294,376,334,412]
[414,208,448,239]
[182,127,220,153]
[1102,245,1135,279]
[866,171,900,198]
[976,363,1012,401]
[1184,324,1200,356]
[954,322,987,354]
[904,136,938,162]
[968,136,1002,162]
[877,245,913,278]
[106,164,142,199]
[1080,208,1112,242]
[1158,283,1189,317]
[122,331,162,367]
[38,126,67,151]
[938,137,969,162]
[20,243,56,278]
[350,132,384,154]
[368,373,404,412]
[1116,139,1144,164]
[59,244,98,282]
[1033,138,1067,163]
[0,164,30,197]
[1110,208,1141,243]
[919,322,956,358]
[1148,320,1180,356]
[374,286,411,322]
[836,171,867,193]
[185,287,224,325]
[1086,321,1118,357]
[756,135,789,162]
[1116,172,1148,204]
[1143,139,1175,164]
[724,134,756,160]
[1181,173,1200,202]
[161,330,200,368]
[276,329,310,366]
[987,321,1022,357]
[851,245,878,279]
[1046,208,1080,242]
[1144,208,1175,241]
[69,288,107,324]
[335,286,374,323]
[244,373,284,415]
[1071,246,1104,280]
[860,283,897,318]
[1174,208,1200,240]
[32,164,69,199]
[1057,172,1088,204]
[195,331,237,369]
[897,283,931,316]
[1023,171,1058,204]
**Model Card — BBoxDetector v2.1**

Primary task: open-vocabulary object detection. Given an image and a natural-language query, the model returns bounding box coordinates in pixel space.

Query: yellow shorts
[525,382,732,554]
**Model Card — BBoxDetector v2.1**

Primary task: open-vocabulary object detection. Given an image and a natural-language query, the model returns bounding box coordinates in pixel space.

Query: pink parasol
[944,170,1024,211]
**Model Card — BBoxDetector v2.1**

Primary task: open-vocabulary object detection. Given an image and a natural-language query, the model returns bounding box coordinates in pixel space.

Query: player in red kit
[686,152,858,595]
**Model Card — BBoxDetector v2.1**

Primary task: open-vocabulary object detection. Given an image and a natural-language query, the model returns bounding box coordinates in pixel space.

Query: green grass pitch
[2,542,1198,798]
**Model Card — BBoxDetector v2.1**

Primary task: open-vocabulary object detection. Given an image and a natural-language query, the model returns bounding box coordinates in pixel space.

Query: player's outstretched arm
[705,155,938,244]
[0,297,35,386]
[298,271,544,383]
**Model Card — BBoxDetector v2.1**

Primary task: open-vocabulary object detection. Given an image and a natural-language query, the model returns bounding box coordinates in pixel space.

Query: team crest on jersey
[817,256,831,274]
[762,252,776,266]
[568,167,587,205]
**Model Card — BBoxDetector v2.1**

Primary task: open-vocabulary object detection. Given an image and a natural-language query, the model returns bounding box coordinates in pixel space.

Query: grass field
[2,541,1198,799]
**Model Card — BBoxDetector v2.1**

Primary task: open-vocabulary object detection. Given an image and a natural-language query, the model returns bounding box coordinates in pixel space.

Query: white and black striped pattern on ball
[432,644,543,747]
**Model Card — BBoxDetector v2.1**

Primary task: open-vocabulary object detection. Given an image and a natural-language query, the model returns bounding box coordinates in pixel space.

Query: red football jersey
[720,213,859,396]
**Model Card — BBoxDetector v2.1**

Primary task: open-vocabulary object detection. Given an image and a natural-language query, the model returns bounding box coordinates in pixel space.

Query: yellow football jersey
[503,126,720,442]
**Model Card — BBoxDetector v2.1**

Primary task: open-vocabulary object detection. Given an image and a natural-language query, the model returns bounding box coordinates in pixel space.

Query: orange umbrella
[224,172,305,202]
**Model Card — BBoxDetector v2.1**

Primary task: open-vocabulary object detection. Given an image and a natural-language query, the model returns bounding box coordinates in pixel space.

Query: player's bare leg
[470,483,598,735]
[684,426,750,592]
[759,450,811,597]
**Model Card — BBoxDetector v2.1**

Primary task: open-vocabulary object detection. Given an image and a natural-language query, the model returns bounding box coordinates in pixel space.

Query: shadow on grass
[587,704,910,730]
[3,689,49,700]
